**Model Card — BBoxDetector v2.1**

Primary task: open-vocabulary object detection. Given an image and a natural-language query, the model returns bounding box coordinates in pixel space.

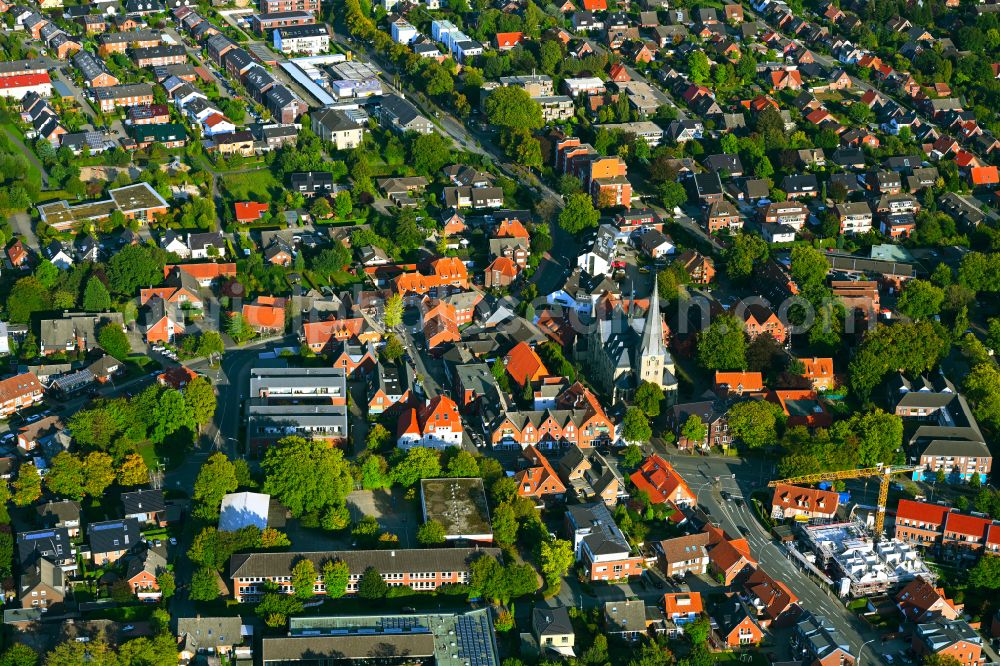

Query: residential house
[88,518,142,565]
[397,395,463,449]
[770,484,839,521]
[630,455,695,507]
[566,502,643,582]
[515,446,567,501]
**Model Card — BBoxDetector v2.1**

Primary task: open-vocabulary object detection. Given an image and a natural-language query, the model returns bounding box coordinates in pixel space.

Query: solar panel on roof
[24,531,55,540]
[91,522,123,531]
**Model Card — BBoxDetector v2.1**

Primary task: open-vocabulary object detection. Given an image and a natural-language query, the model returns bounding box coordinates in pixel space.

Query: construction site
[798,521,934,598]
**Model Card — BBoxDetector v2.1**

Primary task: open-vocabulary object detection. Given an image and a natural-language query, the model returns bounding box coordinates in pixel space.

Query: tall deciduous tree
[82,277,112,311]
[322,559,349,598]
[262,436,354,516]
[98,323,131,361]
[621,406,652,443]
[12,463,41,507]
[389,446,441,487]
[357,566,388,599]
[193,453,238,520]
[483,86,543,131]
[185,376,217,431]
[118,453,150,486]
[558,193,600,234]
[727,400,783,448]
[697,314,748,370]
[291,559,317,599]
[383,294,403,330]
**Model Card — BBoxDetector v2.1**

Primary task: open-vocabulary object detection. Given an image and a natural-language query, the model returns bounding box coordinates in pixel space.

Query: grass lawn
[85,604,157,622]
[220,169,281,201]
[712,651,770,666]
[137,441,160,470]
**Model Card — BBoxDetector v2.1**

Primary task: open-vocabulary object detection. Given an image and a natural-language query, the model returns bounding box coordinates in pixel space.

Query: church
[581,276,678,404]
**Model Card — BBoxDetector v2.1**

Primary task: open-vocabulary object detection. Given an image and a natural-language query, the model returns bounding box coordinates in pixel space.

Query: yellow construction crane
[768,464,919,539]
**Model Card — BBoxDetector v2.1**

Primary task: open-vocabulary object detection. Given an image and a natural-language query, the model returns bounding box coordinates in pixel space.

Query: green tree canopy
[262,436,354,516]
[697,314,748,370]
[389,446,442,487]
[558,193,600,234]
[193,452,239,521]
[82,277,112,311]
[483,86,543,131]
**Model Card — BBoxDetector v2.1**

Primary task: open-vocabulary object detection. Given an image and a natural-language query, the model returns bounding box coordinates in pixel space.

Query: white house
[161,231,190,258]
[391,18,418,44]
[218,492,271,532]
[761,223,796,244]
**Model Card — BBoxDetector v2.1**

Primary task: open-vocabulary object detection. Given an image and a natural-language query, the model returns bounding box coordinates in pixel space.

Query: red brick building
[230,548,499,602]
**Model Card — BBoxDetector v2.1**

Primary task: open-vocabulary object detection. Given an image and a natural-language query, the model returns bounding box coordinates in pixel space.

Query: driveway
[9,211,40,251]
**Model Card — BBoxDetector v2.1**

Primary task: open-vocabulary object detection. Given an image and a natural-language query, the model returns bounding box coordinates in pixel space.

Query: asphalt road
[665,454,877,655]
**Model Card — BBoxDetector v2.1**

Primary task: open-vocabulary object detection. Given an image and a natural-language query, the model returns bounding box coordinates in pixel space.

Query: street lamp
[856,638,878,666]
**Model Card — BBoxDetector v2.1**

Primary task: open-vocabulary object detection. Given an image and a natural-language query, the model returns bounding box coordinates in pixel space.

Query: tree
[310,196,332,219]
[98,323,131,361]
[725,233,768,281]
[12,464,41,507]
[189,567,220,601]
[659,181,688,209]
[0,644,38,666]
[151,389,196,444]
[384,293,403,330]
[964,363,1000,430]
[446,450,479,477]
[483,86,543,131]
[334,190,352,219]
[559,193,599,234]
[7,277,51,324]
[970,555,1000,589]
[118,453,150,486]
[322,559,349,598]
[849,322,950,400]
[45,452,85,499]
[262,437,354,516]
[185,376,217,430]
[226,313,255,343]
[410,132,453,175]
[897,279,945,321]
[365,423,392,452]
[82,452,115,498]
[389,446,441,487]
[688,51,711,84]
[924,656,963,666]
[82,277,112,311]
[193,453,239,520]
[728,401,783,449]
[850,410,903,467]
[416,519,447,546]
[634,381,664,417]
[157,571,175,600]
[698,314,748,370]
[621,443,643,468]
[681,415,708,447]
[108,244,164,296]
[34,260,59,289]
[621,406,652,443]
[291,559,317,598]
[685,616,712,644]
[258,528,290,549]
[357,566,388,599]
[540,539,574,594]
[197,331,225,358]
[492,503,519,545]
[790,245,830,291]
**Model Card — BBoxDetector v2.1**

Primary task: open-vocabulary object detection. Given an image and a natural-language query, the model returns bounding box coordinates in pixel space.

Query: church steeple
[640,274,666,358]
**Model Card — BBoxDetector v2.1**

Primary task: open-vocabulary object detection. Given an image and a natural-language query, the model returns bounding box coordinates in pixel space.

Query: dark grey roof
[533,606,574,637]
[230,548,500,579]
[261,635,435,662]
[17,527,71,567]
[36,500,81,528]
[88,518,142,554]
[121,489,165,516]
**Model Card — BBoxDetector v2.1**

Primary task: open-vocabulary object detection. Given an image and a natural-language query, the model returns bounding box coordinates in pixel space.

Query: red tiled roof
[663,592,703,615]
[514,446,567,497]
[771,483,840,516]
[165,263,237,281]
[505,341,549,388]
[944,511,992,538]
[714,371,764,392]
[235,201,269,222]
[0,73,51,90]
[971,166,999,186]
[630,455,694,505]
[494,32,524,48]
[896,499,952,526]
[800,357,833,379]
[582,0,607,9]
